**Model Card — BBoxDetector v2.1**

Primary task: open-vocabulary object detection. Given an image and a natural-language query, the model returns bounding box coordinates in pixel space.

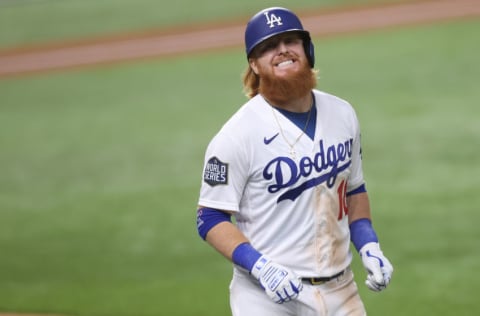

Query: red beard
[258,60,316,105]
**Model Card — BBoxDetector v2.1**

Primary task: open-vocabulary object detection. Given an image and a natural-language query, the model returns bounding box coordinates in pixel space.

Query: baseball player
[196,7,393,316]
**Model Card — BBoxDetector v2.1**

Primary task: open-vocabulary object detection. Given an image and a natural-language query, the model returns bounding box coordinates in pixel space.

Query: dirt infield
[0,0,479,79]
[0,314,65,316]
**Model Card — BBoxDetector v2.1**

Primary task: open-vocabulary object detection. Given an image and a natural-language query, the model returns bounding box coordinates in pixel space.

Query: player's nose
[277,41,288,53]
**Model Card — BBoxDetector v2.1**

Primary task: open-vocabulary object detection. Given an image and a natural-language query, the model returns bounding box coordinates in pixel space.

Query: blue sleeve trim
[347,183,367,196]
[349,218,378,252]
[232,242,262,272]
[196,207,231,240]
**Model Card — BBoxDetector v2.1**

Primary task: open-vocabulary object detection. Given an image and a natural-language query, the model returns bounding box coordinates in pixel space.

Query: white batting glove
[251,255,303,303]
[359,242,393,292]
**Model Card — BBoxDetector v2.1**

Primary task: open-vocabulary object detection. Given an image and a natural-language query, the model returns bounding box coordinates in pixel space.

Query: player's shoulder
[212,95,268,140]
[313,89,353,107]
[313,89,358,115]
[220,95,267,129]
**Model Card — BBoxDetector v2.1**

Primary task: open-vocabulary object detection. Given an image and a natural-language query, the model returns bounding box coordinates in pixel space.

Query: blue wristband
[232,242,262,272]
[349,218,378,252]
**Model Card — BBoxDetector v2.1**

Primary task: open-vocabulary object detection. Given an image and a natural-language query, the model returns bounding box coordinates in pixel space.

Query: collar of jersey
[274,95,317,140]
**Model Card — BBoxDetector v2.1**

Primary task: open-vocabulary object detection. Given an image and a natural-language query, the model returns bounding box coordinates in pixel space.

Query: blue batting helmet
[244,7,315,67]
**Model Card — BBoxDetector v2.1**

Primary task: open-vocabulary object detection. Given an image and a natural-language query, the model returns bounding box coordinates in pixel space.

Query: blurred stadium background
[0,0,479,315]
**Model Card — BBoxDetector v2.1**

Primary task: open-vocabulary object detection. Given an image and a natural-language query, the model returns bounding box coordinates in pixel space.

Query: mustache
[275,52,297,61]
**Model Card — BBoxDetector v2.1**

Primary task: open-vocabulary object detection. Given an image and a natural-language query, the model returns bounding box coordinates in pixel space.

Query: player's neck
[263,92,313,113]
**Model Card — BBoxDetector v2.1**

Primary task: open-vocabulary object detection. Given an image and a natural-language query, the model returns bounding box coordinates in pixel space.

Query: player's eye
[256,40,279,54]
[284,37,301,45]
[253,34,302,57]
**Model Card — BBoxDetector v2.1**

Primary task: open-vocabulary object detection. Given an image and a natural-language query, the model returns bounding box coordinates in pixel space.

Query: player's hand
[250,255,303,303]
[359,242,393,292]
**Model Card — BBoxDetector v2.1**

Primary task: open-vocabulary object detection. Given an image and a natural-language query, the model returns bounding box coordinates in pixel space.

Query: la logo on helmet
[264,12,283,28]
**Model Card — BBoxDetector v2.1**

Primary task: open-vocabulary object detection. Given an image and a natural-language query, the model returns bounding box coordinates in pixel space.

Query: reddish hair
[242,66,260,99]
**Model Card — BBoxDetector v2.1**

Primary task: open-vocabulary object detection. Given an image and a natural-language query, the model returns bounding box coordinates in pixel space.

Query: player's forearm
[206,221,249,261]
[347,192,371,224]
[347,192,380,253]
[347,193,393,290]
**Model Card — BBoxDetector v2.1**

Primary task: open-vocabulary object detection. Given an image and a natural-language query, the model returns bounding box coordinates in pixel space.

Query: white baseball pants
[229,268,366,316]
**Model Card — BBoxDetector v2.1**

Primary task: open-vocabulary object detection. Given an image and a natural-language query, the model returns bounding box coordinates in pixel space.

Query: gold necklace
[270,101,313,160]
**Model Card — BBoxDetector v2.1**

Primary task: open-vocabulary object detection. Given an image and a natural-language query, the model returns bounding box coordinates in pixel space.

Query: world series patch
[204,157,228,186]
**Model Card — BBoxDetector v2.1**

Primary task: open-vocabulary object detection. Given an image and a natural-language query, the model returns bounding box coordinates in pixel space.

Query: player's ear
[249,58,259,75]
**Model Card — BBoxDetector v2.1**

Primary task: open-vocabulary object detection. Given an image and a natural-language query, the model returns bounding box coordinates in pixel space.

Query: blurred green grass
[0,7,479,316]
[0,0,405,48]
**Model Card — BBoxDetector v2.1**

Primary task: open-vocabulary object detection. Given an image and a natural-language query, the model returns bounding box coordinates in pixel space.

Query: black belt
[302,269,346,285]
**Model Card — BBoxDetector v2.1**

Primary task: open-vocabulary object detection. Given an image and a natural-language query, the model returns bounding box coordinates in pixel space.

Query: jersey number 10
[337,180,349,220]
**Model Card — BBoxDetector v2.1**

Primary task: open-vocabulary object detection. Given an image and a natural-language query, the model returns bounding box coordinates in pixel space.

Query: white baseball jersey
[198,89,365,277]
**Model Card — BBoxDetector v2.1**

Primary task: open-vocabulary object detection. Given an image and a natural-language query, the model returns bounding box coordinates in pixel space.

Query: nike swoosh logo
[264,133,279,145]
